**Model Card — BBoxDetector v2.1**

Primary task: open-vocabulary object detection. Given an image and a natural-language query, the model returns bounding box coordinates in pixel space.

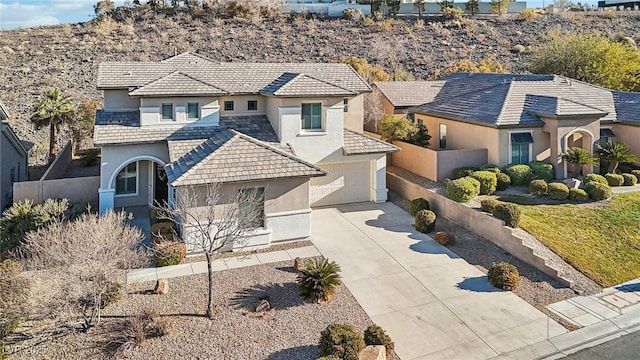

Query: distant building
[0,101,29,211]
[598,0,640,7]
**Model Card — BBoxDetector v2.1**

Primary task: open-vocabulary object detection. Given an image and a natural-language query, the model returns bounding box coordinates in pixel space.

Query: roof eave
[170,172,326,187]
[412,109,500,129]
[529,111,609,120]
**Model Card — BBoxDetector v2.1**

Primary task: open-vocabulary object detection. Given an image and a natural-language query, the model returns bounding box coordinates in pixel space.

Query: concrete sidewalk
[312,202,567,360]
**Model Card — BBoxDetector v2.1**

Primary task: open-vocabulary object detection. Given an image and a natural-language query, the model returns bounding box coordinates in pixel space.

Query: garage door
[310,161,371,207]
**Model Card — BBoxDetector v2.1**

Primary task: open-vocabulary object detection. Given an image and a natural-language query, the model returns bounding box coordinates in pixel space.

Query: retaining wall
[13,176,100,205]
[41,141,73,180]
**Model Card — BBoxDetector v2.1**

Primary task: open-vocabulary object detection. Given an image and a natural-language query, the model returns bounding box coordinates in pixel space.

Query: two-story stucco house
[94,52,398,249]
[0,100,29,211]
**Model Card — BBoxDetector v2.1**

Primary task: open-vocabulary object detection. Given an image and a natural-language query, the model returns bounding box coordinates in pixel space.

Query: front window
[238,187,265,228]
[301,103,322,130]
[511,132,533,164]
[600,128,616,144]
[439,124,447,149]
[116,162,137,195]
[187,103,199,119]
[247,100,258,111]
[224,101,234,111]
[161,104,173,120]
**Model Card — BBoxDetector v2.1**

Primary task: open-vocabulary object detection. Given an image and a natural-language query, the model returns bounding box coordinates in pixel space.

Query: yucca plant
[297,258,341,303]
[560,147,598,176]
[597,141,637,173]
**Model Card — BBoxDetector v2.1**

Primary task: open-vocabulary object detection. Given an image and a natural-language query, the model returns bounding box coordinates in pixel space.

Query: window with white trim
[161,104,173,120]
[247,100,258,111]
[115,162,137,195]
[224,101,234,111]
[510,132,533,164]
[301,103,322,130]
[187,103,199,119]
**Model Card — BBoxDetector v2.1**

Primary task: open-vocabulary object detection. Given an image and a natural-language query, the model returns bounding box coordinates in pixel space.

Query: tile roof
[343,129,400,155]
[374,81,445,107]
[129,71,227,97]
[165,129,326,186]
[261,73,356,97]
[97,52,371,97]
[525,95,608,117]
[613,91,640,124]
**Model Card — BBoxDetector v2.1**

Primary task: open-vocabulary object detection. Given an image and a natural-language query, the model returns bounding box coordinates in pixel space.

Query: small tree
[155,183,264,319]
[30,89,76,163]
[560,147,598,176]
[490,0,512,15]
[414,0,426,17]
[94,0,115,16]
[442,58,506,77]
[378,115,413,142]
[597,141,637,173]
[364,87,384,133]
[71,100,101,152]
[339,56,392,83]
[406,122,431,147]
[465,0,480,15]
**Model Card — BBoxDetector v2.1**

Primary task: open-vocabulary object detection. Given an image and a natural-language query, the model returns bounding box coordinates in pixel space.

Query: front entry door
[153,163,168,206]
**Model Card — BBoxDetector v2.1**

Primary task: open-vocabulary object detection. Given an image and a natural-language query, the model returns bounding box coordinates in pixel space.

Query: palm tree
[597,141,637,173]
[30,89,76,163]
[560,147,598,176]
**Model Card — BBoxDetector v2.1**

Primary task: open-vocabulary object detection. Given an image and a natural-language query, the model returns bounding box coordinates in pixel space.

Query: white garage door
[310,161,371,207]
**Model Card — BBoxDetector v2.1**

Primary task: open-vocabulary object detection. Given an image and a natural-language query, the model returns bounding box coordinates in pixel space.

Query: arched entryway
[562,129,595,178]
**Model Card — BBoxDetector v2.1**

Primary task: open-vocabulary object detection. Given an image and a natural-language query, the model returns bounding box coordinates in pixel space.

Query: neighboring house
[410,73,640,179]
[374,81,445,118]
[0,101,29,211]
[94,52,398,249]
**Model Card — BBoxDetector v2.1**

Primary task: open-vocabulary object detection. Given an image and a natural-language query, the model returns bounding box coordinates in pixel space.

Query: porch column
[98,188,115,214]
[372,156,388,203]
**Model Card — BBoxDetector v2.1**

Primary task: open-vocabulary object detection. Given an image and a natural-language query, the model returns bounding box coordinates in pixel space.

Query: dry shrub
[109,309,170,358]
[434,231,454,246]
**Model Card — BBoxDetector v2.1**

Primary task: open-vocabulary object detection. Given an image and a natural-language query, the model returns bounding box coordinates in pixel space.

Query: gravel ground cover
[184,240,313,263]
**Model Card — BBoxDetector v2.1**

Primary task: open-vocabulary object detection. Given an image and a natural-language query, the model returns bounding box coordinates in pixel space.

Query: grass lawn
[498,192,640,287]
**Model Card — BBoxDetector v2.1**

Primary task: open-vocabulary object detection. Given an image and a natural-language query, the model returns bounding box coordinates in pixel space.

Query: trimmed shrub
[488,262,520,291]
[297,258,341,303]
[452,166,476,180]
[479,164,501,173]
[318,324,365,360]
[492,203,521,228]
[528,161,554,182]
[470,171,498,195]
[583,173,608,185]
[569,188,589,201]
[622,173,637,186]
[504,164,532,186]
[548,182,570,200]
[480,199,500,213]
[528,179,548,195]
[434,231,454,246]
[496,172,511,191]
[408,198,430,216]
[584,182,613,201]
[152,241,186,267]
[446,177,480,202]
[415,210,437,233]
[605,173,624,187]
[631,170,640,182]
[364,325,394,356]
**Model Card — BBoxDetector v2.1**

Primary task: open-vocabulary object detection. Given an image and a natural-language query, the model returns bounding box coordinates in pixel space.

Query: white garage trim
[310,161,372,207]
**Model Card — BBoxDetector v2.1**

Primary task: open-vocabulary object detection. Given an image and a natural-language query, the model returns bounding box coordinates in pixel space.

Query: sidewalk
[127,245,320,283]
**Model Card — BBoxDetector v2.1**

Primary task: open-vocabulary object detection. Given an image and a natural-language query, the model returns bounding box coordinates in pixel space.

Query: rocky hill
[0,9,639,166]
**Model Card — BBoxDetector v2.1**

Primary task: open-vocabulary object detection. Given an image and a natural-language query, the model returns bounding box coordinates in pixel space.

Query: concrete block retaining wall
[387,171,573,287]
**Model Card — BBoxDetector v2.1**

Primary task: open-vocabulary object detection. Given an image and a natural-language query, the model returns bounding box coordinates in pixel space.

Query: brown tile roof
[261,73,356,97]
[343,129,399,155]
[165,129,326,186]
[374,81,445,107]
[129,71,227,97]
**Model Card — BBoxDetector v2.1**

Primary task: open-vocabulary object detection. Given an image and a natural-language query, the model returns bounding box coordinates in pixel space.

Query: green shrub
[488,262,520,291]
[548,182,570,200]
[452,166,476,179]
[631,170,640,182]
[364,325,394,356]
[480,199,500,213]
[408,198,430,216]
[470,171,498,195]
[605,173,624,187]
[318,324,365,360]
[496,172,511,191]
[415,210,437,233]
[622,173,637,186]
[378,115,413,142]
[297,258,342,303]
[569,188,589,201]
[479,164,501,173]
[492,203,521,228]
[528,161,554,182]
[583,173,608,185]
[584,182,613,201]
[79,148,100,166]
[152,241,186,267]
[504,164,532,186]
[528,179,548,195]
[442,6,463,20]
[446,177,480,202]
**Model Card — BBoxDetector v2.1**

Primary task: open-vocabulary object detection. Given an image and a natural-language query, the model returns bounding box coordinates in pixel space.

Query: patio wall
[387,170,573,287]
[13,176,100,205]
[41,140,73,180]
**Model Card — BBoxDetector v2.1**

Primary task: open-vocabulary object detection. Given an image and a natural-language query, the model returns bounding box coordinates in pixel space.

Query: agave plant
[297,258,341,303]
[597,141,637,173]
[560,147,598,176]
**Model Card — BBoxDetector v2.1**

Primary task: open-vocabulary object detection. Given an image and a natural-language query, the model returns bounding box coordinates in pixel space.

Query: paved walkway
[312,202,567,360]
[611,184,640,194]
[127,246,320,283]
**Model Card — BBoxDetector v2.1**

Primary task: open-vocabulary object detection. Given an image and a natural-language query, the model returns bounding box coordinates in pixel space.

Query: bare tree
[22,211,147,330]
[155,183,265,319]
[364,87,385,133]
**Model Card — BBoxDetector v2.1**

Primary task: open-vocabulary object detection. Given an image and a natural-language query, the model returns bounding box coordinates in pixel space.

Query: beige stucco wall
[100,143,169,189]
[612,123,640,161]
[103,89,139,110]
[496,128,551,166]
[13,176,100,205]
[113,160,152,208]
[219,95,266,116]
[343,94,365,133]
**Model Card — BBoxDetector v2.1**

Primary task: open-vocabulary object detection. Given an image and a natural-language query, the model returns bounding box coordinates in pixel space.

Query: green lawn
[499,192,640,287]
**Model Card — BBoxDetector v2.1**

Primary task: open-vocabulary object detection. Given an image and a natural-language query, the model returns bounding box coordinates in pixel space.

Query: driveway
[311,202,567,360]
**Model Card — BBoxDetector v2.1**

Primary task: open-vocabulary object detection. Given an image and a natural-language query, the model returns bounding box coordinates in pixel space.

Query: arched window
[116,162,137,195]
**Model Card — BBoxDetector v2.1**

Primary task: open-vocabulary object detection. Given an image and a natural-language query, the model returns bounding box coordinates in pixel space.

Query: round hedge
[488,262,520,291]
[364,325,394,356]
[492,203,521,228]
[632,170,640,182]
[319,324,365,360]
[415,210,437,233]
[480,199,500,213]
[528,161,554,182]
[479,164,501,173]
[583,173,608,185]
[452,166,476,180]
[569,188,589,201]
[548,182,570,200]
[504,164,532,186]
[408,198,430,216]
[584,182,612,201]
[622,173,638,186]
[605,173,624,187]
[470,171,498,195]
[496,172,511,191]
[445,177,480,203]
[528,179,547,195]
[152,241,186,267]
[434,231,454,246]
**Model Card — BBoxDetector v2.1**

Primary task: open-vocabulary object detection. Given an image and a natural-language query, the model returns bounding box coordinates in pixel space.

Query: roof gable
[374,81,445,107]
[261,72,356,97]
[525,95,608,117]
[129,71,228,97]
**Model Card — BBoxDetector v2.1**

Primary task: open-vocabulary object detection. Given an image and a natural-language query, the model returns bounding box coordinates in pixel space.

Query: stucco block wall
[41,141,73,180]
[1,131,28,210]
[139,96,220,127]
[343,94,365,133]
[100,143,169,189]
[219,95,266,116]
[612,123,640,161]
[104,89,139,110]
[13,176,100,205]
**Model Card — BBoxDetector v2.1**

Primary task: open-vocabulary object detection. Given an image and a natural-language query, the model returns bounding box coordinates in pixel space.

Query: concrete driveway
[311,202,567,360]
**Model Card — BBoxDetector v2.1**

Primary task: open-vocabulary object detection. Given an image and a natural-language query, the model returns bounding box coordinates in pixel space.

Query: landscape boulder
[359,345,386,360]
[154,279,169,294]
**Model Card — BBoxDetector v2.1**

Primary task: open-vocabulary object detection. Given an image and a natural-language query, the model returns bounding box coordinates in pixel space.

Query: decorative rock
[293,257,301,271]
[563,178,581,189]
[255,299,270,313]
[359,345,386,360]
[154,279,169,294]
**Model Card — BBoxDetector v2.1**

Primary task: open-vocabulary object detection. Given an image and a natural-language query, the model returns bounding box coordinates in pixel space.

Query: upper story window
[301,103,322,131]
[343,98,349,112]
[116,162,137,195]
[224,101,234,111]
[187,103,199,119]
[161,104,173,120]
[247,100,258,111]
